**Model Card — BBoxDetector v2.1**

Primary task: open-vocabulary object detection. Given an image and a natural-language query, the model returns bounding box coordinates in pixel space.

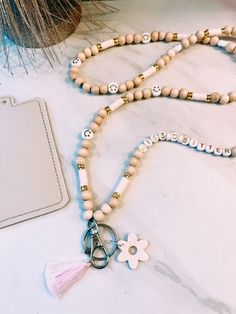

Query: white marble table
[0,1,236,313]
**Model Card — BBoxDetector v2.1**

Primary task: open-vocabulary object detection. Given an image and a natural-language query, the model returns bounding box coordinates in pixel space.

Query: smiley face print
[81,128,94,140]
[152,85,161,97]
[71,57,82,67]
[141,32,151,44]
[108,82,119,94]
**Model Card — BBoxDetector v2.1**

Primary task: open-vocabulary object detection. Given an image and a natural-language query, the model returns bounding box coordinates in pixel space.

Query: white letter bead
[177,135,184,143]
[82,129,94,140]
[79,169,88,186]
[172,43,182,53]
[150,133,159,143]
[71,57,81,67]
[159,132,167,141]
[115,177,130,194]
[108,82,119,94]
[141,32,151,43]
[182,136,190,146]
[214,147,223,156]
[144,138,153,147]
[171,132,179,142]
[197,142,206,151]
[110,98,125,111]
[223,148,231,157]
[205,144,215,153]
[189,138,198,148]
[139,144,148,152]
[166,133,171,141]
[152,85,162,97]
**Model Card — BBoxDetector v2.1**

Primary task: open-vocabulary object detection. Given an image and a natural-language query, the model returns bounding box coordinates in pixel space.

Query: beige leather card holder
[0,97,69,228]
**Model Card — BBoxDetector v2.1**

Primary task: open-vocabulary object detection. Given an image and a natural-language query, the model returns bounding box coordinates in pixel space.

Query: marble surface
[0,0,236,313]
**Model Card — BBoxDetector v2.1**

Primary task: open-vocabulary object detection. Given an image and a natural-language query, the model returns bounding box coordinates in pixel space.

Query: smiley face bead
[152,85,161,97]
[81,129,94,140]
[141,32,151,44]
[108,82,119,94]
[71,58,82,67]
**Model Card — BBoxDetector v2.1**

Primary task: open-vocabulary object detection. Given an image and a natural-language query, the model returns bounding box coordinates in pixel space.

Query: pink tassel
[45,260,90,297]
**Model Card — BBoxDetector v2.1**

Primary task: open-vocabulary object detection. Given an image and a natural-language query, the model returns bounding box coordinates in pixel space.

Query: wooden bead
[81,140,91,148]
[179,88,188,99]
[98,109,108,118]
[84,47,92,58]
[79,147,89,157]
[134,90,143,100]
[118,83,127,93]
[133,76,142,87]
[211,92,221,103]
[81,190,92,201]
[82,82,91,93]
[188,35,197,45]
[94,115,103,125]
[70,67,79,80]
[223,25,232,35]
[202,37,210,44]
[75,77,84,86]
[161,86,171,96]
[83,200,94,211]
[127,166,136,175]
[220,94,230,104]
[76,156,86,165]
[151,31,159,41]
[93,210,105,221]
[90,122,99,132]
[226,42,236,53]
[162,55,170,65]
[109,197,119,208]
[170,88,179,98]
[232,27,236,36]
[134,33,142,44]
[210,36,219,46]
[125,33,134,44]
[196,29,205,41]
[181,38,190,48]
[100,84,108,94]
[158,31,166,40]
[125,92,134,102]
[83,210,93,220]
[101,203,112,214]
[91,85,100,95]
[167,49,176,58]
[133,149,144,159]
[129,157,139,167]
[77,52,86,62]
[143,88,152,99]
[156,58,165,68]
[231,146,236,157]
[118,35,126,45]
[165,32,173,42]
[126,80,134,90]
[229,92,236,102]
[91,45,99,55]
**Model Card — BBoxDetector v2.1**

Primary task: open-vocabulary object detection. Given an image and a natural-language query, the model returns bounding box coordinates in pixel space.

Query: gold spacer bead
[96,43,102,52]
[121,96,129,104]
[112,192,120,199]
[77,164,85,169]
[204,29,209,38]
[138,74,145,81]
[206,94,212,102]
[105,106,112,114]
[113,37,119,45]
[173,33,178,41]
[81,185,88,192]
[124,172,131,178]
[154,64,161,71]
[187,92,193,100]
[221,27,227,35]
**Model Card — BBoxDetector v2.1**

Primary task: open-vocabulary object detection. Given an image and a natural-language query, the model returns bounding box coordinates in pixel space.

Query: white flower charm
[117,233,149,270]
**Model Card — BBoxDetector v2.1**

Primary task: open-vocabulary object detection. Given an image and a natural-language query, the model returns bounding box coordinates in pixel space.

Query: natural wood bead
[179,88,188,99]
[125,33,134,44]
[211,92,221,103]
[127,166,136,175]
[109,197,119,208]
[231,146,236,157]
[226,42,236,53]
[143,88,152,99]
[79,147,89,157]
[77,52,86,62]
[220,94,230,104]
[156,58,165,68]
[98,109,108,118]
[101,203,112,214]
[118,83,127,93]
[83,200,94,211]
[82,82,91,93]
[170,88,179,98]
[91,45,99,55]
[100,84,108,94]
[81,140,91,148]
[181,38,190,48]
[75,77,84,86]
[129,157,139,167]
[125,92,134,102]
[133,76,142,87]
[158,31,166,40]
[167,49,176,58]
[134,90,143,100]
[232,27,236,36]
[91,85,100,95]
[165,32,173,42]
[84,47,92,58]
[133,149,144,159]
[196,29,205,41]
[83,210,93,220]
[126,80,134,90]
[228,92,236,102]
[134,33,142,44]
[118,35,126,45]
[94,115,104,125]
[93,210,105,221]
[70,67,79,80]
[90,122,99,132]
[202,37,210,44]
[81,190,93,201]
[161,86,171,96]
[189,35,197,45]
[224,25,232,35]
[210,36,219,46]
[163,55,170,64]
[76,156,86,165]
[151,31,159,41]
